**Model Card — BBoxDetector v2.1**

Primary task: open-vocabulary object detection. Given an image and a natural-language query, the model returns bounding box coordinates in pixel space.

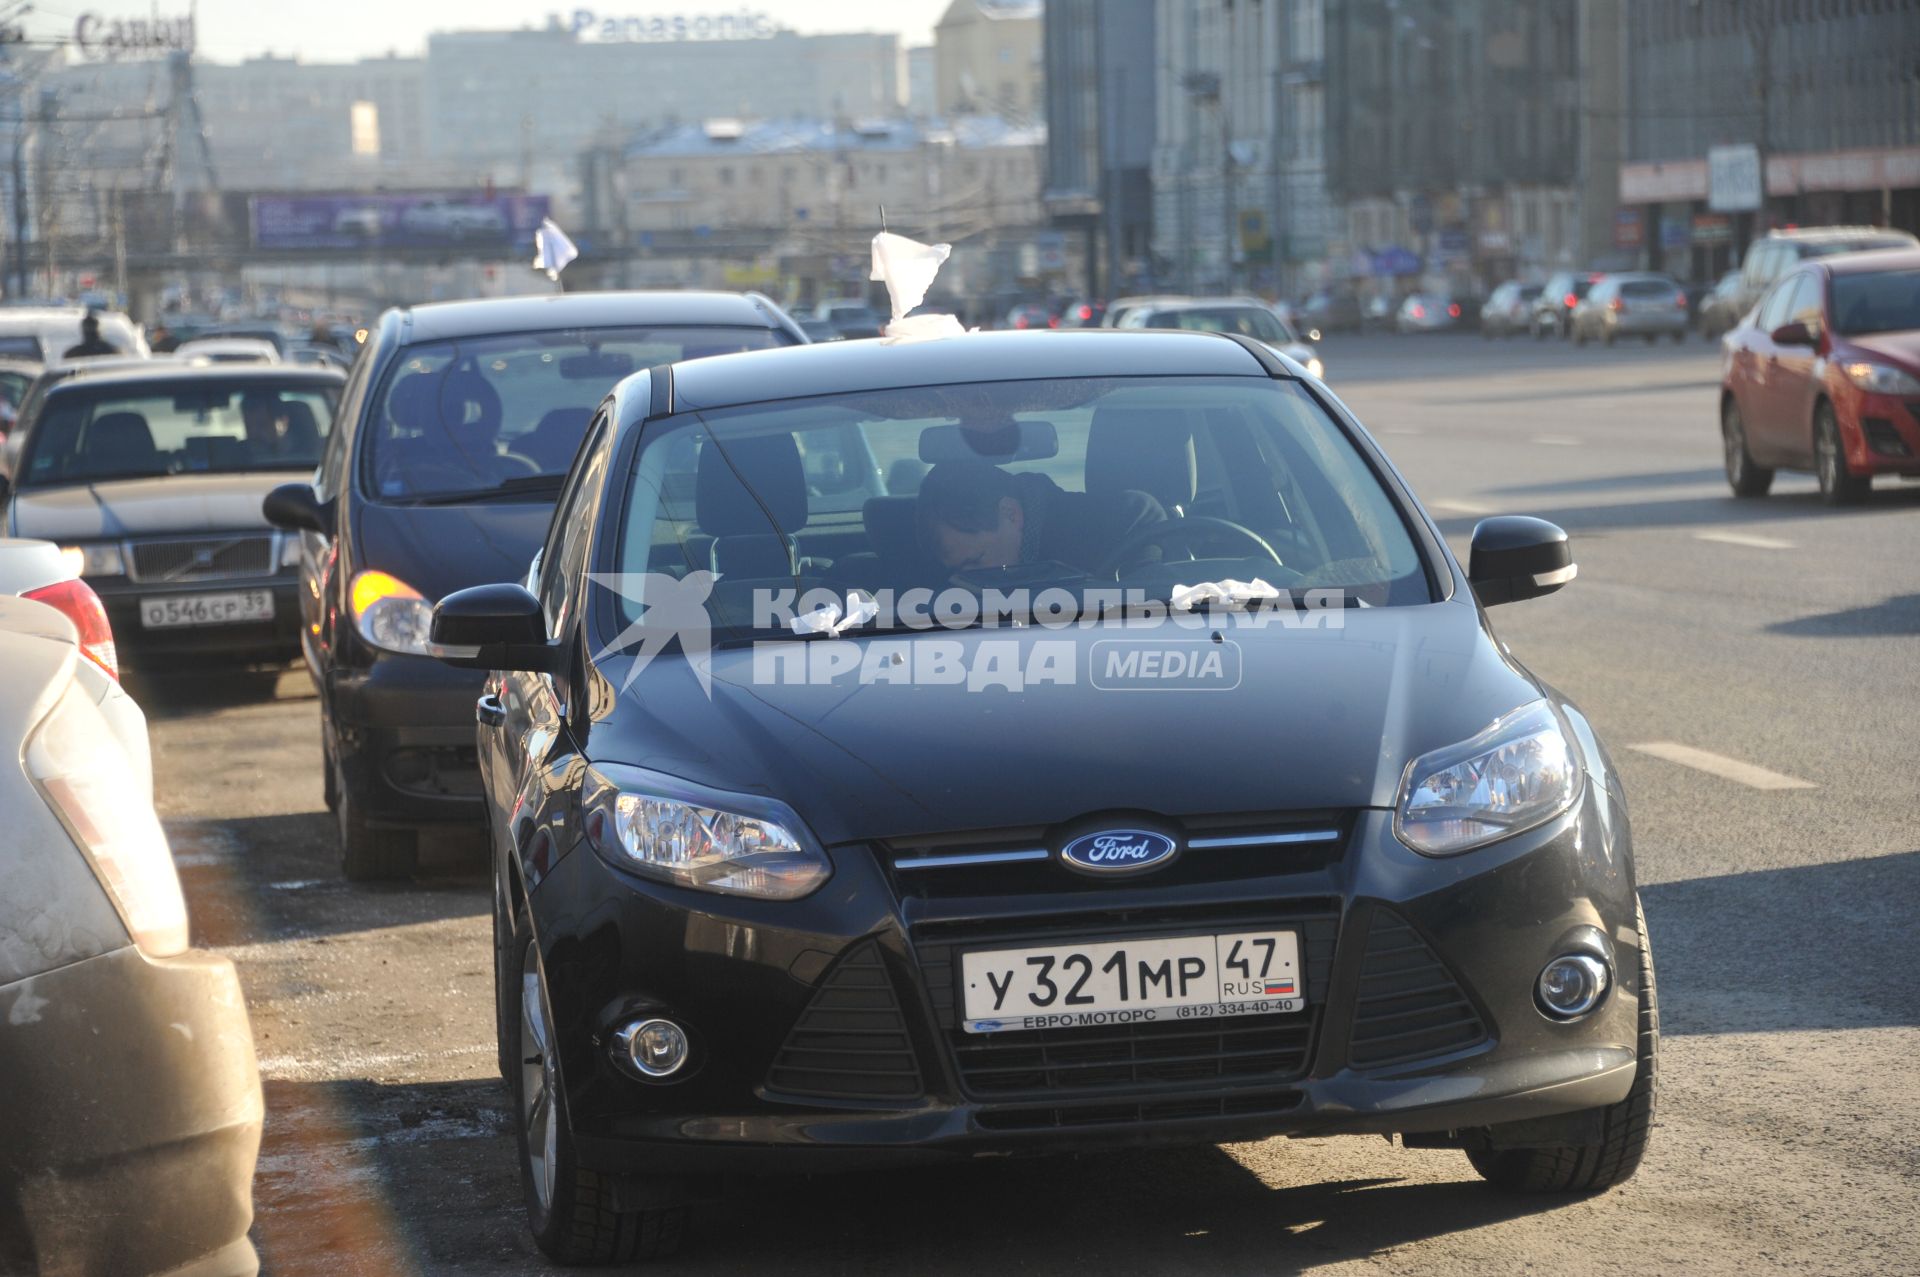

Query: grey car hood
[8,472,306,541]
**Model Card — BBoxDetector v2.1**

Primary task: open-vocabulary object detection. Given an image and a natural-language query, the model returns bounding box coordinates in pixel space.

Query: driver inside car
[915,458,1166,575]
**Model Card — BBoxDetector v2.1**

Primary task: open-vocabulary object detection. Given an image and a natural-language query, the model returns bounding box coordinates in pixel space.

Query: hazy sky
[43,1,952,63]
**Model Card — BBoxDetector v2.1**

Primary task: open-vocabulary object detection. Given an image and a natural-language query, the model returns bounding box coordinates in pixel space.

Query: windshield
[362,324,791,501]
[1155,307,1298,344]
[18,379,339,487]
[1831,269,1920,336]
[616,375,1431,644]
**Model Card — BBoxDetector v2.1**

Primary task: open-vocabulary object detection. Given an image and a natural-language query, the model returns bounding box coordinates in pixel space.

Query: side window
[537,413,613,637]
[1788,273,1825,329]
[1755,277,1797,332]
[314,352,371,502]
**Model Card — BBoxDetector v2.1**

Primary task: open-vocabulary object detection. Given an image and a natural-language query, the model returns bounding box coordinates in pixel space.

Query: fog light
[616,1018,689,1078]
[1536,954,1611,1020]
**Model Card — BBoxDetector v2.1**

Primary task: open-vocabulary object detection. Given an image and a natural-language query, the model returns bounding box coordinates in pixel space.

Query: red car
[1720,248,1920,504]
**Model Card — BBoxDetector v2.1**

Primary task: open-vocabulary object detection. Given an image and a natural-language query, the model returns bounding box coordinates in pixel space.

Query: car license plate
[140,590,274,629]
[959,930,1302,1034]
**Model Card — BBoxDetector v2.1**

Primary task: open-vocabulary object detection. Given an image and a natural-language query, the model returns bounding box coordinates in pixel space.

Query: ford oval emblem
[1060,829,1179,876]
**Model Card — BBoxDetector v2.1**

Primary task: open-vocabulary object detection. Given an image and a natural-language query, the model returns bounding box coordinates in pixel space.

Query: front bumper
[530,791,1640,1175]
[1606,311,1688,335]
[0,946,262,1276]
[93,576,302,668]
[327,651,487,826]
[1838,387,1920,476]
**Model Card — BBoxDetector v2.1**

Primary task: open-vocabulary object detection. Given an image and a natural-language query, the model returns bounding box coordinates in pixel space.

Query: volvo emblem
[1059,829,1179,877]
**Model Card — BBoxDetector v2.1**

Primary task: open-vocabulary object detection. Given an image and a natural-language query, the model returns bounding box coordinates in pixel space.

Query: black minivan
[263,292,803,878]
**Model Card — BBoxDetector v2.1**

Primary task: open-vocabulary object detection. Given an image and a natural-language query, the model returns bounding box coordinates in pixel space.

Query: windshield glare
[617,375,1431,644]
[364,325,790,500]
[18,381,338,486]
[1831,269,1920,337]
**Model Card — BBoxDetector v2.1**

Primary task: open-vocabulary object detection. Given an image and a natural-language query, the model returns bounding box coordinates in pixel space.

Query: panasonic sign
[555,9,777,41]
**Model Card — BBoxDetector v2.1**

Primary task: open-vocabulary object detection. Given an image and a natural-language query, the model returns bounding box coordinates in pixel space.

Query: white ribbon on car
[870,231,967,340]
[1168,578,1283,613]
[788,590,880,637]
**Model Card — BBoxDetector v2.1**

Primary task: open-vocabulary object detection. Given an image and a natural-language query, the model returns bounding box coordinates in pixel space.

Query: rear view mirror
[430,583,556,671]
[919,420,1059,464]
[560,351,636,380]
[1769,321,1815,347]
[262,482,331,533]
[1468,516,1575,607]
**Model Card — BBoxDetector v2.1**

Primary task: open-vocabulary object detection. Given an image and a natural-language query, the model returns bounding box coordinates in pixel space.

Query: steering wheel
[1100,515,1283,578]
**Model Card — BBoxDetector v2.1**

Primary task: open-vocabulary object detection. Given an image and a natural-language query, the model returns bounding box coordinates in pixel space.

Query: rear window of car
[1621,279,1676,297]
[360,324,792,501]
[18,378,340,487]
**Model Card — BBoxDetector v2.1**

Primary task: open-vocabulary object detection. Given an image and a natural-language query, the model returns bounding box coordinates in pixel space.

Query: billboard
[251,192,552,251]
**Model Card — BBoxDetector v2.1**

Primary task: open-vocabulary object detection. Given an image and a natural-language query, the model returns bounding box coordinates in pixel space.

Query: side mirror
[262,482,331,533]
[429,583,556,671]
[1468,516,1575,607]
[1769,320,1815,346]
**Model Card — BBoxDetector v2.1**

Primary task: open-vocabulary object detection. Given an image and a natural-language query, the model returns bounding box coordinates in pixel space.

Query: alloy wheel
[520,945,559,1213]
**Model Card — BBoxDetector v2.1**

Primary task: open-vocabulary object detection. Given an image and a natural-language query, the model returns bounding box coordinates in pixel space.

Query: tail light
[1609,298,1623,312]
[1014,315,1030,329]
[1048,315,1061,328]
[1076,304,1093,320]
[1564,293,1577,308]
[1411,303,1427,319]
[1676,293,1688,309]
[1447,303,1461,318]
[23,578,118,680]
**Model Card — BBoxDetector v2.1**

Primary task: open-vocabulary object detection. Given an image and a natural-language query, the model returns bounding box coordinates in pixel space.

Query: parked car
[813,297,885,338]
[399,198,510,240]
[1530,271,1601,339]
[1101,295,1188,329]
[174,336,282,364]
[425,328,1653,1264]
[0,591,262,1276]
[1479,281,1544,338]
[1694,270,1745,340]
[1300,288,1364,337]
[261,292,807,880]
[0,363,344,669]
[0,306,150,364]
[1396,293,1461,334]
[1571,273,1689,346]
[1720,247,1920,504]
[1004,302,1055,330]
[1057,299,1106,327]
[1729,225,1920,323]
[1118,298,1324,379]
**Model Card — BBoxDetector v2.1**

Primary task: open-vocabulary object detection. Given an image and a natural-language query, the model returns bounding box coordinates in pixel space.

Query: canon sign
[554,8,776,41]
[73,12,194,60]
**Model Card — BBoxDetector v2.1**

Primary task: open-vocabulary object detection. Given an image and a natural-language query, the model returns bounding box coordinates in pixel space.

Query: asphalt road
[138,331,1920,1275]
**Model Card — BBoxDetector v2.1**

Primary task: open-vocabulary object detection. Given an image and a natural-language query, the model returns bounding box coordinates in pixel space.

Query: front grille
[764,941,924,1102]
[1347,909,1488,1070]
[975,1090,1301,1132]
[1862,417,1910,457]
[127,535,275,584]
[915,904,1337,1101]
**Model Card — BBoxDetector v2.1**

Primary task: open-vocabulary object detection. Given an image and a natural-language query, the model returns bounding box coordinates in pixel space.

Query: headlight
[59,542,124,576]
[1395,700,1581,856]
[27,682,189,955]
[350,569,435,655]
[1840,361,1920,395]
[1305,357,1325,380]
[583,763,831,900]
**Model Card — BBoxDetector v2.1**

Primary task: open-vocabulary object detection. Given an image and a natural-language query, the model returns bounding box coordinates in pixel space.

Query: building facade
[934,0,1045,121]
[1616,0,1920,281]
[1148,0,1335,297]
[1041,0,1156,296]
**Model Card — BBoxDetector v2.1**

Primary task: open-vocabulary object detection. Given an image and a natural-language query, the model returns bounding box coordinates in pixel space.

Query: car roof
[40,362,343,393]
[1765,225,1919,244]
[1814,247,1920,277]
[393,291,793,343]
[662,329,1272,413]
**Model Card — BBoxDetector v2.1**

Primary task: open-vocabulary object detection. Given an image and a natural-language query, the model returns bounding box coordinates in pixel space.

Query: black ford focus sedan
[429,330,1653,1264]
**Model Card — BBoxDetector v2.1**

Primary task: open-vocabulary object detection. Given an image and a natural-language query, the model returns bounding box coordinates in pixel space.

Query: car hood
[583,599,1545,846]
[8,471,303,540]
[1842,330,1920,371]
[352,497,554,601]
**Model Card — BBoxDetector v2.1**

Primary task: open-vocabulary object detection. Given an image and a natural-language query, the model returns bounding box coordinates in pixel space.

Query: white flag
[869,231,964,339]
[533,218,579,281]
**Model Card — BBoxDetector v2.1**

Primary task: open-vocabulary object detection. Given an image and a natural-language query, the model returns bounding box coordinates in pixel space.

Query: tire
[1532,319,1548,341]
[337,758,419,881]
[1815,401,1870,506]
[507,902,689,1264]
[1467,897,1657,1194]
[1722,398,1774,497]
[1573,323,1587,347]
[321,716,339,813]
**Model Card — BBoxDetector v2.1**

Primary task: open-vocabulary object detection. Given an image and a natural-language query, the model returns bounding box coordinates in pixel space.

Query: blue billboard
[251,191,552,251]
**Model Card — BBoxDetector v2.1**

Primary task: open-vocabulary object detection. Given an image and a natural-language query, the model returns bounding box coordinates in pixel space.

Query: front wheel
[509,903,689,1263]
[1467,898,1657,1194]
[337,760,418,881]
[1815,402,1870,506]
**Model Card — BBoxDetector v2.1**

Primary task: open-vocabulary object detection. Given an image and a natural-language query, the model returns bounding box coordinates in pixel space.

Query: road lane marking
[1429,499,1495,515]
[1694,530,1794,550]
[1532,435,1581,446]
[1628,742,1816,790]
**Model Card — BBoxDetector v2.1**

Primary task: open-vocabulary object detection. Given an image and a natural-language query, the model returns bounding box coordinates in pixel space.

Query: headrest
[1085,405,1197,511]
[694,433,807,538]
[520,406,593,471]
[88,411,155,458]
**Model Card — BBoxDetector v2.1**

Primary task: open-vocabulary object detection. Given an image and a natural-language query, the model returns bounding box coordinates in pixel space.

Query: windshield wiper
[396,473,567,505]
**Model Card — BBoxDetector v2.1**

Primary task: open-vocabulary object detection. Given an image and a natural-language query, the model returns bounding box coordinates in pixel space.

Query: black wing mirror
[262,482,332,533]
[429,583,557,671]
[1468,516,1575,607]
[1769,320,1815,347]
